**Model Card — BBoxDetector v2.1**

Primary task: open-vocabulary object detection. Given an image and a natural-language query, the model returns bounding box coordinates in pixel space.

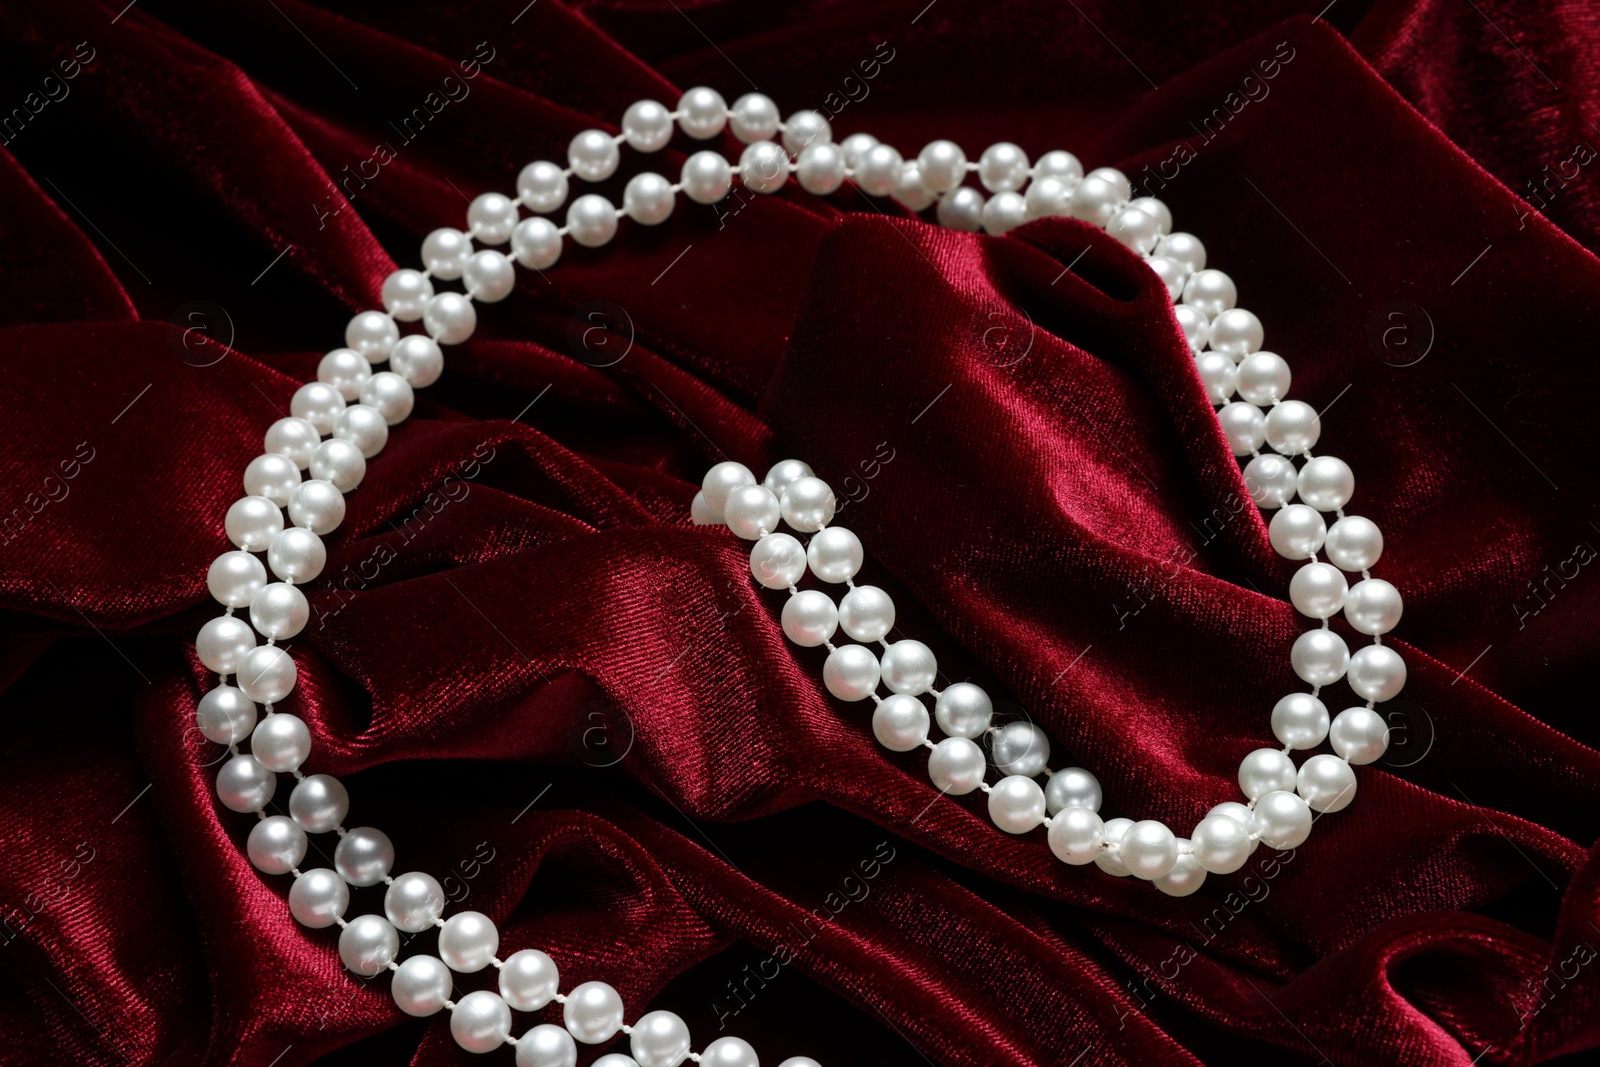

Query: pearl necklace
[193,85,1406,1065]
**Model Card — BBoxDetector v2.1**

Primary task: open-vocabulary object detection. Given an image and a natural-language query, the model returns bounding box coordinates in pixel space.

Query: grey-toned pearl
[1034,149,1083,185]
[1191,813,1252,874]
[318,347,372,400]
[287,479,345,537]
[237,643,296,704]
[1297,753,1357,812]
[916,140,966,193]
[934,682,992,739]
[988,774,1047,833]
[1120,819,1179,880]
[978,142,1029,192]
[250,581,309,640]
[464,249,516,303]
[1156,231,1206,273]
[937,186,985,232]
[822,644,879,702]
[1252,790,1312,849]
[334,826,394,887]
[631,1010,691,1067]
[252,712,311,773]
[991,720,1050,777]
[518,1023,579,1067]
[288,867,348,928]
[1047,806,1104,864]
[837,584,894,642]
[1269,504,1326,560]
[1045,766,1102,814]
[310,439,366,493]
[1067,175,1123,227]
[384,871,446,932]
[225,495,283,551]
[723,484,780,541]
[1348,644,1407,702]
[1345,578,1403,635]
[1329,707,1390,763]
[1236,351,1290,405]
[196,615,255,675]
[392,953,454,1017]
[808,526,863,583]
[1243,453,1297,508]
[1196,352,1237,405]
[423,291,477,345]
[880,639,936,695]
[1291,628,1350,686]
[360,372,415,426]
[701,460,756,515]
[267,527,326,584]
[264,417,320,470]
[1290,561,1348,619]
[623,172,676,226]
[622,99,674,153]
[1217,400,1266,456]
[749,532,806,590]
[872,693,930,751]
[381,270,434,322]
[567,129,620,183]
[451,990,512,1053]
[782,109,831,154]
[1095,817,1134,877]
[781,589,837,647]
[739,140,789,194]
[512,216,563,271]
[390,336,444,390]
[467,192,520,244]
[730,94,783,141]
[289,773,348,833]
[676,86,726,139]
[1107,205,1161,253]
[439,910,498,972]
[1209,308,1264,358]
[292,382,347,435]
[343,312,398,363]
[1145,253,1186,301]
[795,142,846,196]
[892,163,936,211]
[500,948,560,1011]
[1238,747,1297,800]
[1182,269,1237,319]
[196,684,256,744]
[1270,692,1329,750]
[422,227,473,280]
[247,814,307,875]
[1154,850,1207,897]
[564,980,624,1044]
[854,143,903,197]
[681,150,733,204]
[217,753,275,813]
[1023,176,1070,220]
[980,191,1027,234]
[208,550,267,608]
[517,160,569,213]
[1265,399,1322,456]
[927,736,986,794]
[1324,515,1383,572]
[700,1037,758,1067]
[780,476,835,532]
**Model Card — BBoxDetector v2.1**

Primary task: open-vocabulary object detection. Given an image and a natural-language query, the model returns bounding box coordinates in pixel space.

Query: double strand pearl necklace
[192,85,1407,1065]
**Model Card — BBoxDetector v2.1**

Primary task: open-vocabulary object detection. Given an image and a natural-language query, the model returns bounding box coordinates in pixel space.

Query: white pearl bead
[981,191,1027,234]
[1270,692,1329,749]
[208,549,267,608]
[217,752,276,812]
[392,954,453,1017]
[247,811,306,875]
[464,249,516,302]
[1023,176,1071,220]
[873,693,930,751]
[390,335,445,389]
[681,150,733,204]
[781,589,837,647]
[1236,352,1290,405]
[1217,401,1266,456]
[1252,790,1312,849]
[1297,753,1357,812]
[623,172,676,225]
[289,773,348,833]
[779,476,835,532]
[268,526,327,583]
[1238,747,1297,800]
[701,460,755,514]
[934,681,991,738]
[1209,801,1256,838]
[1154,851,1207,897]
[1291,628,1350,686]
[422,228,473,279]
[334,826,394,887]
[384,871,446,932]
[264,417,320,470]
[423,291,477,345]
[1045,767,1102,814]
[783,110,832,154]
[739,140,790,194]
[564,980,625,1043]
[838,132,878,170]
[195,683,256,742]
[439,910,499,972]
[880,639,937,695]
[937,186,986,232]
[318,347,372,400]
[701,1037,759,1067]
[1182,269,1237,319]
[631,1010,691,1067]
[338,914,399,976]
[252,712,311,773]
[225,494,282,551]
[978,142,1029,192]
[991,720,1049,777]
[344,311,399,363]
[622,100,674,153]
[512,216,564,271]
[1191,813,1252,874]
[311,438,366,493]
[892,164,936,211]
[566,194,619,248]
[500,948,560,1011]
[1345,578,1403,634]
[1107,206,1160,253]
[854,143,903,197]
[250,581,309,639]
[1156,232,1206,273]
[822,644,879,701]
[452,990,513,1053]
[1145,254,1187,301]
[728,92,779,143]
[988,774,1047,834]
[763,458,814,494]
[361,371,415,425]
[749,532,806,589]
[381,270,434,322]
[837,583,894,641]
[1289,561,1348,618]
[1067,175,1122,227]
[517,161,569,213]
[1120,820,1179,879]
[915,140,966,193]
[795,142,846,195]
[567,130,620,183]
[1195,352,1238,405]
[723,483,780,540]
[1172,304,1210,352]
[1033,150,1083,185]
[676,87,727,139]
[1243,453,1297,508]
[807,525,863,582]
[1095,818,1134,877]
[291,382,345,435]
[1209,308,1264,359]
[333,403,389,458]
[928,736,986,794]
[690,491,714,525]
[519,1025,579,1067]
[1349,644,1407,702]
[197,616,255,675]
[288,868,348,928]
[1324,515,1383,571]
[1265,399,1321,455]
[238,644,296,703]
[1129,196,1172,234]
[1330,706,1390,763]
[1268,503,1326,559]
[1047,806,1104,864]
[1298,455,1354,511]
[1087,166,1132,200]
[468,192,519,244]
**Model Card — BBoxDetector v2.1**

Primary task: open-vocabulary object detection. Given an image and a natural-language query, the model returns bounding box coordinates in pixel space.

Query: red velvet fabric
[1,1,1597,1064]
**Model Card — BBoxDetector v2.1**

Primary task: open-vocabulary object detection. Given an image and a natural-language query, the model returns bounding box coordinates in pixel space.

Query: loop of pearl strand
[193,84,1405,1062]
